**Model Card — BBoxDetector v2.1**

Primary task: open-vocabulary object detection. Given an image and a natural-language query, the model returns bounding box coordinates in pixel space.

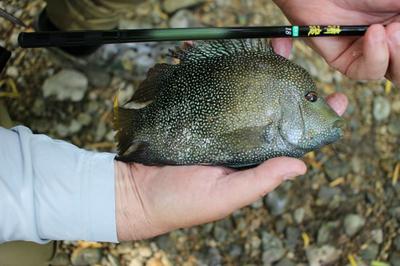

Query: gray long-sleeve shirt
[0,126,118,243]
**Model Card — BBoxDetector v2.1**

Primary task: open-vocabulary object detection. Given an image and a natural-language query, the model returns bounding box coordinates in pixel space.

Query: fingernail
[283,172,301,180]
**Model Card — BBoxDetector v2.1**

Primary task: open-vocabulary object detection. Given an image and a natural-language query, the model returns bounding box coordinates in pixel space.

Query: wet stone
[390,252,400,266]
[388,118,400,136]
[373,96,391,121]
[293,207,305,224]
[162,0,205,13]
[229,244,242,258]
[169,9,201,28]
[360,243,379,261]
[42,69,88,102]
[344,214,365,237]
[285,227,300,250]
[371,229,383,244]
[317,221,339,244]
[261,232,285,266]
[50,252,70,266]
[394,235,400,251]
[275,258,296,266]
[71,248,102,266]
[306,245,341,266]
[265,190,289,216]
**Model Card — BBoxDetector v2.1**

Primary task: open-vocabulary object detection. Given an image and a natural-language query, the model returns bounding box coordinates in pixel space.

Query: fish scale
[114,39,344,168]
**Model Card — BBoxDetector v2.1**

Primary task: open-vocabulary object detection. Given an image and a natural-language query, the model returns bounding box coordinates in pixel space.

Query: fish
[114,39,344,168]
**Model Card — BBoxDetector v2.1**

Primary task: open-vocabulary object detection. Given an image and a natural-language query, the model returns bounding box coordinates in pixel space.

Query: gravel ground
[1,0,400,265]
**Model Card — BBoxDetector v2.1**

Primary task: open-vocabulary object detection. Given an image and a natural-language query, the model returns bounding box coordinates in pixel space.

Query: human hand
[114,93,347,241]
[272,0,400,85]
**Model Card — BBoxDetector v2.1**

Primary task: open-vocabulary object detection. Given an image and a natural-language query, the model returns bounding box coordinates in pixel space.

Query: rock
[373,96,391,121]
[213,224,228,243]
[162,0,205,13]
[351,156,364,174]
[70,248,102,266]
[77,113,91,126]
[390,252,400,266]
[169,9,201,28]
[251,198,264,209]
[360,243,379,261]
[6,66,18,78]
[206,247,222,266]
[229,244,242,258]
[285,227,300,250]
[306,245,342,266]
[55,124,69,138]
[294,207,305,224]
[95,121,107,141]
[137,246,152,258]
[265,190,289,216]
[393,100,400,113]
[129,258,143,266]
[394,235,400,251]
[68,119,82,134]
[275,258,296,266]
[106,254,121,266]
[388,118,400,136]
[371,229,383,244]
[324,158,350,179]
[317,221,339,244]
[261,232,286,266]
[344,214,365,237]
[50,252,70,266]
[42,69,88,102]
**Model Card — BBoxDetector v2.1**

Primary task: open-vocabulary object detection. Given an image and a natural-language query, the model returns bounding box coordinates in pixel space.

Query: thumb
[211,157,306,217]
[271,38,293,58]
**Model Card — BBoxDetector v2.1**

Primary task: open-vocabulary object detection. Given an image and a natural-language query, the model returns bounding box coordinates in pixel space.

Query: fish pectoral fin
[115,141,151,163]
[128,63,175,103]
[221,123,273,150]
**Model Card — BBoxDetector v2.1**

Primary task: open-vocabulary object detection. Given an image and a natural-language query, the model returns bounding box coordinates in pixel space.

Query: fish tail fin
[113,94,143,156]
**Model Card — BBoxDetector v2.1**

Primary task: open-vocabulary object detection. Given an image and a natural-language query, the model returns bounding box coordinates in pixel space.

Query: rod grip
[0,46,11,74]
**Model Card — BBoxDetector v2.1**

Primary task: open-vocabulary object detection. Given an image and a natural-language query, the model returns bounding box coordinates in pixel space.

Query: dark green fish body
[115,40,343,167]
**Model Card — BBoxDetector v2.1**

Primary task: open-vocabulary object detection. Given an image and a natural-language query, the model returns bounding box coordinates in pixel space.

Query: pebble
[285,227,300,250]
[42,69,88,102]
[265,190,289,216]
[373,96,391,121]
[306,245,342,266]
[388,118,400,136]
[324,158,350,179]
[50,252,70,266]
[371,229,383,244]
[6,66,18,78]
[394,235,400,251]
[162,0,205,13]
[70,248,102,266]
[344,214,365,237]
[293,207,305,224]
[261,232,286,266]
[317,221,339,244]
[169,9,201,28]
[275,258,296,266]
[360,243,379,261]
[390,252,400,266]
[229,244,242,258]
[392,100,400,113]
[77,113,92,126]
[251,198,264,209]
[137,246,152,258]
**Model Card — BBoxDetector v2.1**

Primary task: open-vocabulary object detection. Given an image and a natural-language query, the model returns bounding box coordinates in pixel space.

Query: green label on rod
[292,26,299,37]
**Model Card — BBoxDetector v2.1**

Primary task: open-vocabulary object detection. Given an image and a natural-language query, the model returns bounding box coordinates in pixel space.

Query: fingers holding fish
[386,22,400,87]
[209,157,307,218]
[271,38,293,59]
[325,92,348,116]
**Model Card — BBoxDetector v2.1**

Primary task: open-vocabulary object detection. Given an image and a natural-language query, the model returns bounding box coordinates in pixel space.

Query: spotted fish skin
[115,39,343,167]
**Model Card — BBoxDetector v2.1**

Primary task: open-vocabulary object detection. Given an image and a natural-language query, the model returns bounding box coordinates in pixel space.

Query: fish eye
[305,91,318,102]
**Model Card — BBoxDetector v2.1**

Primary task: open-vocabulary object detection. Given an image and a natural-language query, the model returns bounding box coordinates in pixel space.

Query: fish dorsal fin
[170,39,273,63]
[128,63,175,103]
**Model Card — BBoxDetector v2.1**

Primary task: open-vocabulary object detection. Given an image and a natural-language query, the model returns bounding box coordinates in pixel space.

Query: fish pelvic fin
[114,104,143,156]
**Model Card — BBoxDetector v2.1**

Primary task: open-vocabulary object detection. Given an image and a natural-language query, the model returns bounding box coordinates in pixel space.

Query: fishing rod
[18,25,368,48]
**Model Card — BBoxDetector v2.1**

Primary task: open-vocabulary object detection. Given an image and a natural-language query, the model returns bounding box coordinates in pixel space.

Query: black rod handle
[0,46,11,74]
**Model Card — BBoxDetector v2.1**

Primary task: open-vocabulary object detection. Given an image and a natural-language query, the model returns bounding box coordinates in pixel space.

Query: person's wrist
[114,161,162,241]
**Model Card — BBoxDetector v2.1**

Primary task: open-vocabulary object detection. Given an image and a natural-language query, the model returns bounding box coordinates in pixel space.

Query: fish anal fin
[114,106,143,155]
[115,141,151,163]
